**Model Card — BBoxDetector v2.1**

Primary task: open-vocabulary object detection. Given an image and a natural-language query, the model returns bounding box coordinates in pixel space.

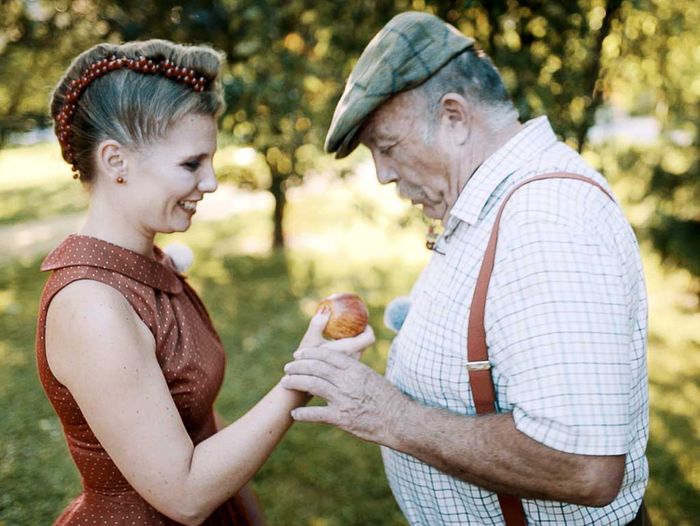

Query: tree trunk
[0,128,8,151]
[269,170,287,250]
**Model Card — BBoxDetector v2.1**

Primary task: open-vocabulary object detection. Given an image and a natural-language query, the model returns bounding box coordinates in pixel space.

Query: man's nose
[375,160,398,185]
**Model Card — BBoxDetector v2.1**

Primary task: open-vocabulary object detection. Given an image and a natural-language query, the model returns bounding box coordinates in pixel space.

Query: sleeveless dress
[35,234,265,525]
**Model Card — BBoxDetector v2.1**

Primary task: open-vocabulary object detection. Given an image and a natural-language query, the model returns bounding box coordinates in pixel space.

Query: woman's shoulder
[47,278,152,337]
[46,279,155,381]
[50,278,129,309]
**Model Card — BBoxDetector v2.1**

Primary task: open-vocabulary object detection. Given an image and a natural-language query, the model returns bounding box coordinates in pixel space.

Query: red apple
[316,292,369,339]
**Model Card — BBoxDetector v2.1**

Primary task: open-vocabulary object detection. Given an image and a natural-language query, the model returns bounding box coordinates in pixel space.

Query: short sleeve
[487,201,633,455]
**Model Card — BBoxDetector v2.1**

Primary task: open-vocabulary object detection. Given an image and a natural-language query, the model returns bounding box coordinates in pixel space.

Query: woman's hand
[296,309,376,360]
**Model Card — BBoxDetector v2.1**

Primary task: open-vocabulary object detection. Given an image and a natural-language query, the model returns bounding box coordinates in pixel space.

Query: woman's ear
[96,139,128,184]
[439,93,470,145]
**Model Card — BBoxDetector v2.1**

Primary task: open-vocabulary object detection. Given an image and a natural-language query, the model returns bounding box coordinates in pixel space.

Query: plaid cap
[325,11,474,158]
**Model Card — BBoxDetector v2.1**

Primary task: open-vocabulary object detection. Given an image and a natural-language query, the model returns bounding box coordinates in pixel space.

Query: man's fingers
[281,374,337,401]
[298,309,331,347]
[293,345,355,368]
[290,406,337,425]
[284,359,340,384]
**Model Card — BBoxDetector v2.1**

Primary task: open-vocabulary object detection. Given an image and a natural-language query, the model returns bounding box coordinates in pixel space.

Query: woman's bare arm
[46,279,374,525]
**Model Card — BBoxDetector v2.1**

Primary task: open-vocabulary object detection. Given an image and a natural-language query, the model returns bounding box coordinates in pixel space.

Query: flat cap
[325,11,474,158]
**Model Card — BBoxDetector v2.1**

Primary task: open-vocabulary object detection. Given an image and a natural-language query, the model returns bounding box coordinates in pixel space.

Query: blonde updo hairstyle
[50,39,225,183]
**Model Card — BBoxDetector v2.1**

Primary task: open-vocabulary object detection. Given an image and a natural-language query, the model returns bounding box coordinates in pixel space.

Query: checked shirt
[381,117,649,525]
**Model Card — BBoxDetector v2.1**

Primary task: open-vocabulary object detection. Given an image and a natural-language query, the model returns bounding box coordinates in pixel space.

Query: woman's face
[122,113,218,235]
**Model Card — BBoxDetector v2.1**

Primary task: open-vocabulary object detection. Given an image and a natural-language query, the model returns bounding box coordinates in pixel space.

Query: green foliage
[0,142,86,224]
[650,217,700,278]
[423,0,623,149]
[622,0,700,284]
[0,0,634,243]
[0,0,698,270]
[0,0,111,145]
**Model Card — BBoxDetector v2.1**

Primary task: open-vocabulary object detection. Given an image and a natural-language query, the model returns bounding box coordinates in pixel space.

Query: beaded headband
[55,54,212,177]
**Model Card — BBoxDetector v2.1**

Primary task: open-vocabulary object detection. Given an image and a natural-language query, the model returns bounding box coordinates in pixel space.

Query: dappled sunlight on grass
[0,142,68,189]
[0,142,87,226]
[639,245,700,524]
[0,178,86,226]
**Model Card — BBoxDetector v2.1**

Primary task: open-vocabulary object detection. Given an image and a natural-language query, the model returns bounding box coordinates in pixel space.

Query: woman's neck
[80,202,155,258]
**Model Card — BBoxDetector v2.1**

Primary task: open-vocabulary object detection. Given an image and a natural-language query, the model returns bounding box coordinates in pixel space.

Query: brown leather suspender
[466,173,615,525]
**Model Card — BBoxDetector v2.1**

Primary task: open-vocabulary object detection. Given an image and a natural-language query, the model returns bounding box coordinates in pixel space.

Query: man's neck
[442,118,524,224]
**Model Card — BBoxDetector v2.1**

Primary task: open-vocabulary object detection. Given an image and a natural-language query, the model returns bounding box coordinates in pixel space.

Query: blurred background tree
[615,0,700,289]
[0,0,697,263]
[0,0,101,147]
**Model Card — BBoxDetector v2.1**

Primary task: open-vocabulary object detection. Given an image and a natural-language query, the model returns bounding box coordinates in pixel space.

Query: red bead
[57,54,209,171]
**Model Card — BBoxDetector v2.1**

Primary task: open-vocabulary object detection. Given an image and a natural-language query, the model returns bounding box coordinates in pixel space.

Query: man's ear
[439,93,470,145]
[96,139,129,183]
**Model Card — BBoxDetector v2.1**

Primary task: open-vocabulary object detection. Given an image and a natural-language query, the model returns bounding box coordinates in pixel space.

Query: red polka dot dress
[36,235,264,525]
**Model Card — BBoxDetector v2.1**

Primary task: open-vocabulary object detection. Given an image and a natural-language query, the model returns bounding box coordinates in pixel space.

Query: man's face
[359,91,454,221]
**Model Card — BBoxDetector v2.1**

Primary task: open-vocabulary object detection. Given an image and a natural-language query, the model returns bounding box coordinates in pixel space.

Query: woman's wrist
[275,380,312,408]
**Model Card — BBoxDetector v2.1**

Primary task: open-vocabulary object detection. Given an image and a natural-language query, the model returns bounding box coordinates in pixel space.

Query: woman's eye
[183,161,200,172]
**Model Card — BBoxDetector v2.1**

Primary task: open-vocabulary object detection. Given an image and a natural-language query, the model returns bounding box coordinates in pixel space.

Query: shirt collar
[40,234,183,294]
[447,116,558,227]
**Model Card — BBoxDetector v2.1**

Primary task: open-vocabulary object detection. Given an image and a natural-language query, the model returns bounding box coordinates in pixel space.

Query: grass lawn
[1,142,698,525]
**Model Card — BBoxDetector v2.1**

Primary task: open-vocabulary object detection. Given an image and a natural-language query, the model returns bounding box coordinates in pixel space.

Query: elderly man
[282,11,650,526]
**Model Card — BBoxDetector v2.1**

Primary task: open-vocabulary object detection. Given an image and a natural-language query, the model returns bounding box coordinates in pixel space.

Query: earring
[116,176,125,184]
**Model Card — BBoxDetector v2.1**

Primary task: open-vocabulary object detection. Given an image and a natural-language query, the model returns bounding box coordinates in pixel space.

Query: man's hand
[283,344,625,506]
[281,347,407,444]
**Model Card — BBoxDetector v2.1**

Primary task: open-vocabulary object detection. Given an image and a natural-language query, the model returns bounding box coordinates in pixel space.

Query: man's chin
[420,203,443,220]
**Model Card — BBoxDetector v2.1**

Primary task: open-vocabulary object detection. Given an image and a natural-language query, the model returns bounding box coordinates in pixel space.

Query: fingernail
[290,410,298,419]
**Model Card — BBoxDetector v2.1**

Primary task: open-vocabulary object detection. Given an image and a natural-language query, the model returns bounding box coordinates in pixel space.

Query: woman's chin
[158,219,192,234]
[172,221,192,233]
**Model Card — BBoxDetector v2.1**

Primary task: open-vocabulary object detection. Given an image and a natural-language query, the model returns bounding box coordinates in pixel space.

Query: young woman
[36,39,374,525]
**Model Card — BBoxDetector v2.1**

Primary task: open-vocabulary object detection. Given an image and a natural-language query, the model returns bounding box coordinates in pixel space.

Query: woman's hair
[50,39,225,182]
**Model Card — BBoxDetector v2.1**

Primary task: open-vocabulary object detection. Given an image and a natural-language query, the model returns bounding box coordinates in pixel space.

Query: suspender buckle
[466,360,491,371]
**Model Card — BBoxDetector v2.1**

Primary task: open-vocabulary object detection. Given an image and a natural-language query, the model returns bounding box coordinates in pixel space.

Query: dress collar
[447,116,558,227]
[40,234,183,294]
